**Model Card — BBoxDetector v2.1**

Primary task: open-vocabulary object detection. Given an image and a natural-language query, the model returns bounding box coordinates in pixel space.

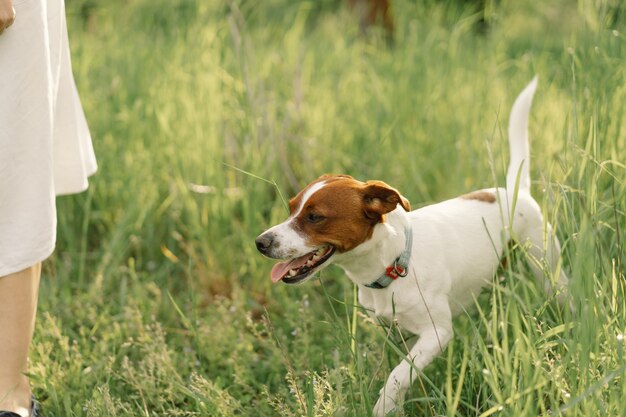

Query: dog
[255,78,569,416]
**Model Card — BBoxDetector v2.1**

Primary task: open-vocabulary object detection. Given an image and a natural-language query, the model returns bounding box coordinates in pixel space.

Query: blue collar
[365,227,413,289]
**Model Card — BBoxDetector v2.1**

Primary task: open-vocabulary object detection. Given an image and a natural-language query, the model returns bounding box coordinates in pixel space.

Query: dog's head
[255,174,410,284]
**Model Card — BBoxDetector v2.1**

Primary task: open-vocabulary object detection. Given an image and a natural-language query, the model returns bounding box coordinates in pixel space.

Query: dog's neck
[333,206,410,287]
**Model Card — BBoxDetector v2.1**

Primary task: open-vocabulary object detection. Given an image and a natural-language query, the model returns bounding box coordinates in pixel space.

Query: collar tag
[365,227,413,289]
[385,260,408,279]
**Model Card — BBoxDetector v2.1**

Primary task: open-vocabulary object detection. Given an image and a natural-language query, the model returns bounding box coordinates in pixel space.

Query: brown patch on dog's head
[289,175,410,253]
[461,190,497,203]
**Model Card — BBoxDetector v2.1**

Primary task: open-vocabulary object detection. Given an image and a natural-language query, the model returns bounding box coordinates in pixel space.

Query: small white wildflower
[187,183,216,194]
[617,333,624,342]
[482,368,491,376]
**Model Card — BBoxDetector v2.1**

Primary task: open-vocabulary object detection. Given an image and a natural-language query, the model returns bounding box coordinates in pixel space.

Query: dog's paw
[373,392,399,417]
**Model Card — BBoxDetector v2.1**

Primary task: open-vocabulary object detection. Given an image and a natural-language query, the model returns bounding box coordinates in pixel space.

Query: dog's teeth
[288,270,297,277]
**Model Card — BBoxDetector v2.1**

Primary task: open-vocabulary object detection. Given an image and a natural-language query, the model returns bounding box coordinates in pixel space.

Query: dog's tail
[506,76,538,194]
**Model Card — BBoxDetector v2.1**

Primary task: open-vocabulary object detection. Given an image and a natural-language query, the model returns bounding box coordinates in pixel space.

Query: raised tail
[506,76,538,193]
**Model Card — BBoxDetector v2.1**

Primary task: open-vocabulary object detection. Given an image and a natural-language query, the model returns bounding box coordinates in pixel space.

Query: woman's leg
[0,263,41,416]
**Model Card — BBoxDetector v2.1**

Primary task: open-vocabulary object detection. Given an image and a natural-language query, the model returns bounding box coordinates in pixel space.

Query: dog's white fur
[257,78,569,416]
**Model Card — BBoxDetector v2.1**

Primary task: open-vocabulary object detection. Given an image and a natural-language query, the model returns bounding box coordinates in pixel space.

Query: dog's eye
[306,213,325,224]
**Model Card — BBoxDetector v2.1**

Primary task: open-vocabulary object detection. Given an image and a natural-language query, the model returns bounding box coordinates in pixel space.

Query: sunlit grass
[32,0,626,415]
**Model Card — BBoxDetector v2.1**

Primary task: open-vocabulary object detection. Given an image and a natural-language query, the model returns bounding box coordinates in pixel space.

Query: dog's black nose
[255,234,273,255]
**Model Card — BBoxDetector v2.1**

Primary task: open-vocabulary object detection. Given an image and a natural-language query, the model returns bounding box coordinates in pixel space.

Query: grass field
[33,0,625,415]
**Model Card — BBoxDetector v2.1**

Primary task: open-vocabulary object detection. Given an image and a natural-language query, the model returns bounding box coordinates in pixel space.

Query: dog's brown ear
[362,180,410,221]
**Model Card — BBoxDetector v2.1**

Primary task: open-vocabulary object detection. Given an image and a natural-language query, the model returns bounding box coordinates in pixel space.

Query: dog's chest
[358,286,415,327]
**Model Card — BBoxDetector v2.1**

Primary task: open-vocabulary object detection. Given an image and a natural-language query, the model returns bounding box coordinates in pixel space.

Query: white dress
[0,0,97,276]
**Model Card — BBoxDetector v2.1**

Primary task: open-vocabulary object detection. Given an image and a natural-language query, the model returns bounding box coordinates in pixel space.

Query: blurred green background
[34,0,626,415]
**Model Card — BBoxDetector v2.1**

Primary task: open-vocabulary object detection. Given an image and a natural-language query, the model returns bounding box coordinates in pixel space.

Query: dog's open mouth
[270,246,335,284]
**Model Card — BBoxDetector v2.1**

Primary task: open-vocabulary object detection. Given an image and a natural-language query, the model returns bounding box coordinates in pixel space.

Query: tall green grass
[33,0,625,415]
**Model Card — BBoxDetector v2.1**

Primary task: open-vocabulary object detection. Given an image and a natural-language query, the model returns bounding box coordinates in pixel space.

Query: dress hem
[0,244,55,277]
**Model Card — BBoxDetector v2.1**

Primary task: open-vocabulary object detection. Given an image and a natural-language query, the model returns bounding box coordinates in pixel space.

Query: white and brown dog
[255,78,569,416]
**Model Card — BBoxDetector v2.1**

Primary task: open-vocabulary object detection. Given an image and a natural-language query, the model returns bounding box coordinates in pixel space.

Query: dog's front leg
[373,321,453,416]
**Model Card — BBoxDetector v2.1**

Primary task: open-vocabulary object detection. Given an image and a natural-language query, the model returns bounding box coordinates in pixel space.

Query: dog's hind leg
[522,219,570,307]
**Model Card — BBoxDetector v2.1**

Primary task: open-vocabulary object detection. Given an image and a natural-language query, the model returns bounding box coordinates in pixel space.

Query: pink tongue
[270,252,313,283]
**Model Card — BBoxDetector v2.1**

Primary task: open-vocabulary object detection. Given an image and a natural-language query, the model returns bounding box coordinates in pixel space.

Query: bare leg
[0,263,41,416]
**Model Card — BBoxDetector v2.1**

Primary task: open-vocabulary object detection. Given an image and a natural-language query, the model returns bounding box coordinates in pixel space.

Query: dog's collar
[365,227,413,289]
